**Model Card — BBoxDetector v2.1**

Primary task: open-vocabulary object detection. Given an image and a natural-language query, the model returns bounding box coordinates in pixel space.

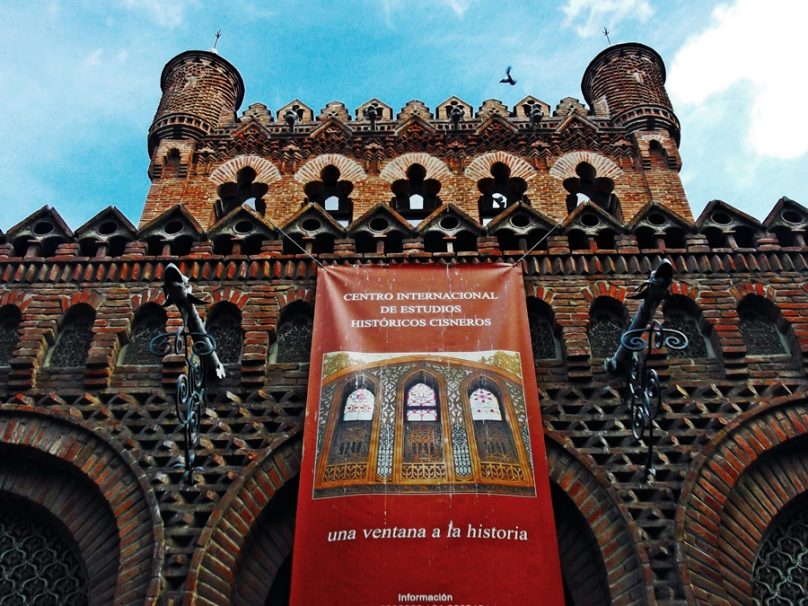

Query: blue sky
[1,0,805,230]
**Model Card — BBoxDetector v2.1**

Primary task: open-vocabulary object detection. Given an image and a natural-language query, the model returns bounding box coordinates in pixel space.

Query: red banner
[291,264,564,606]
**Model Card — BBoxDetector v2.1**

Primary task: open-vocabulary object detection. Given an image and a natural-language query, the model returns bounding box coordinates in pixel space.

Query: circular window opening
[234,220,254,235]
[164,220,183,234]
[648,212,666,226]
[98,221,117,235]
[369,217,389,232]
[439,216,460,230]
[301,218,322,232]
[781,209,803,224]
[711,211,731,225]
[511,214,530,228]
[580,213,600,227]
[33,221,54,235]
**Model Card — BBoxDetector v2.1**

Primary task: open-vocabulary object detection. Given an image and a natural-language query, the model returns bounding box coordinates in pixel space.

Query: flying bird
[500,66,516,86]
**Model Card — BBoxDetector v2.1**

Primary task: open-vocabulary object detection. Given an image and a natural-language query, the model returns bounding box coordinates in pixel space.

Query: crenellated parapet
[144,44,689,231]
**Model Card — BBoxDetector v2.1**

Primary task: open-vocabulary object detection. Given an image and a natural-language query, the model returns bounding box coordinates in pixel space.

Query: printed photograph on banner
[313,351,536,498]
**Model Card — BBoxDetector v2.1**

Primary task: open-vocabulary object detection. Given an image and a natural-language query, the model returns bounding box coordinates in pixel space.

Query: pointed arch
[464,151,537,182]
[544,432,652,604]
[209,155,282,186]
[677,392,808,605]
[0,407,164,605]
[184,437,303,606]
[379,153,452,183]
[294,154,367,184]
[549,151,623,181]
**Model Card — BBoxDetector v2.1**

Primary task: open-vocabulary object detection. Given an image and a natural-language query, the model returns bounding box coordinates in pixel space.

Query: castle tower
[582,43,688,219]
[581,42,678,141]
[142,51,244,226]
[148,50,244,154]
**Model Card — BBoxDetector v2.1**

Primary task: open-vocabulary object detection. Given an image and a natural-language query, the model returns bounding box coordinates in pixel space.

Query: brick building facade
[1,42,806,605]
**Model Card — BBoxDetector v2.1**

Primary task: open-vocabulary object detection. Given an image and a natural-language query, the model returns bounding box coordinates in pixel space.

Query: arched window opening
[563,162,621,219]
[282,233,310,255]
[496,230,520,252]
[165,147,181,168]
[423,231,447,254]
[470,386,502,421]
[567,230,590,251]
[343,386,375,421]
[212,235,234,256]
[403,374,443,466]
[528,299,562,361]
[734,225,757,248]
[146,235,194,256]
[588,298,626,358]
[276,302,313,364]
[454,231,478,253]
[406,382,438,422]
[0,494,88,604]
[663,298,713,359]
[752,493,808,605]
[704,227,727,248]
[121,304,166,366]
[78,238,100,258]
[524,229,549,252]
[206,303,243,365]
[242,234,265,256]
[146,237,164,256]
[48,305,95,368]
[391,164,441,219]
[773,225,799,248]
[0,306,21,367]
[385,231,405,254]
[354,232,377,255]
[313,233,336,254]
[738,297,790,356]
[648,140,668,168]
[215,167,269,219]
[664,228,687,249]
[329,377,377,464]
[636,227,659,250]
[477,162,528,222]
[468,378,518,464]
[173,235,194,256]
[304,165,354,224]
[593,229,616,250]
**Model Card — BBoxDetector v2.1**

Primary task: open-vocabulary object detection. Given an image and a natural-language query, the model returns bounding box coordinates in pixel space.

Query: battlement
[142,43,689,234]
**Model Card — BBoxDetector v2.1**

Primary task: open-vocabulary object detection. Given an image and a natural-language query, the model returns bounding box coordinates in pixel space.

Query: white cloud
[120,0,195,28]
[669,0,808,159]
[561,0,652,37]
[444,0,471,16]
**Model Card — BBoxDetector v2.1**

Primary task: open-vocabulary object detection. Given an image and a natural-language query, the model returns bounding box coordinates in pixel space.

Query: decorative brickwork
[1,41,807,605]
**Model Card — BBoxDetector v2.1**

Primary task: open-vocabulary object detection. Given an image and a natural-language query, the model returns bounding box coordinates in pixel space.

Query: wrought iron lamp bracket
[604,260,690,483]
[148,263,225,482]
[619,320,688,483]
[149,329,218,480]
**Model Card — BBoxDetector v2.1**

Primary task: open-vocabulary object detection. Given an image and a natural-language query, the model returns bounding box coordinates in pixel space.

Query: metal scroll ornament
[149,328,217,478]
[604,260,689,483]
[620,320,688,482]
[149,263,226,480]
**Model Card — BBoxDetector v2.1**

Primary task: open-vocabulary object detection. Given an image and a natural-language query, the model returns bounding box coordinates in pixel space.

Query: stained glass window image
[470,388,502,421]
[314,352,536,498]
[406,382,438,421]
[343,388,374,421]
